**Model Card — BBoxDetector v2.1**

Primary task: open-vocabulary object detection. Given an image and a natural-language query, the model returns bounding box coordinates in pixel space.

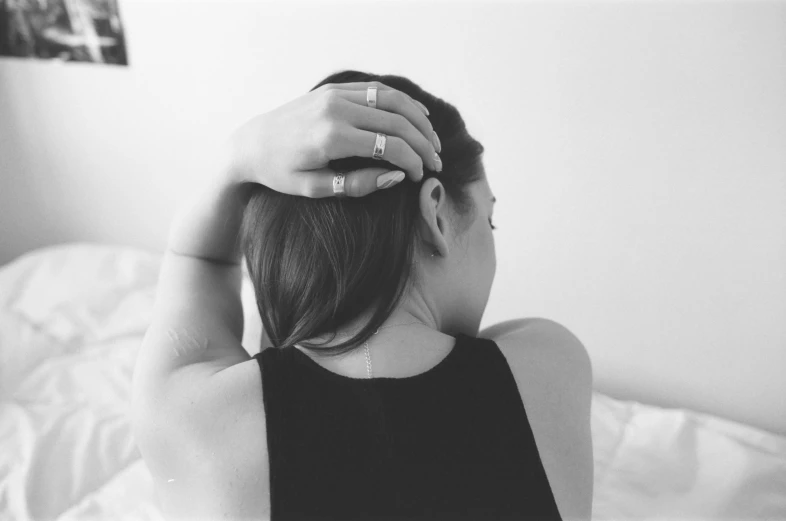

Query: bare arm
[133,148,253,408]
[489,319,595,520]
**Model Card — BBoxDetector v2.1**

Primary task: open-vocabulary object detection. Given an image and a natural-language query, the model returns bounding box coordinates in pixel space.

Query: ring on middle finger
[367,86,377,109]
[372,133,386,160]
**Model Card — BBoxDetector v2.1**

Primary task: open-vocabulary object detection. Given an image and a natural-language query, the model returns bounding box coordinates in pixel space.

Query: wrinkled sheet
[0,243,784,520]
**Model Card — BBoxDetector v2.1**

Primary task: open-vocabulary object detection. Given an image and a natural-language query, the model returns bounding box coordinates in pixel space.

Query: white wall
[1,0,784,436]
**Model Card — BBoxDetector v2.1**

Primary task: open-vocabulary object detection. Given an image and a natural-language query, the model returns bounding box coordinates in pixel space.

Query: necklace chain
[292,321,434,379]
[364,321,433,379]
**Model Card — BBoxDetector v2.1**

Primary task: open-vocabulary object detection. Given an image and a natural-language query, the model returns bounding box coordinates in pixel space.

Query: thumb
[346,168,406,196]
[374,170,408,191]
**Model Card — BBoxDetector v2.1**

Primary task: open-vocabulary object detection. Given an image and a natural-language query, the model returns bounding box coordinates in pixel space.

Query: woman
[131,70,594,521]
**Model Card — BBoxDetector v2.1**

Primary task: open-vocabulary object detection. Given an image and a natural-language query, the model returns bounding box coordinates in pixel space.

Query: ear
[417,178,450,258]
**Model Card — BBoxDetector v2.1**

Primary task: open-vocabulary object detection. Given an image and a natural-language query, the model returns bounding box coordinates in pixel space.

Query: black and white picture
[0,0,127,65]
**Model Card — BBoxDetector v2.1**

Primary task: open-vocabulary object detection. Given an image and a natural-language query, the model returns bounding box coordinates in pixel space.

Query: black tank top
[252,332,563,521]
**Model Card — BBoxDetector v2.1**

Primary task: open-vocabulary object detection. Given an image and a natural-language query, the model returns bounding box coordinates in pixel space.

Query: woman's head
[241,70,496,357]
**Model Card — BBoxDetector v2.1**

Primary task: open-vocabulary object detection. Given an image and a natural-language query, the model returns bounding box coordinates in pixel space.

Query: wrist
[204,141,257,205]
[214,138,246,187]
[166,151,252,266]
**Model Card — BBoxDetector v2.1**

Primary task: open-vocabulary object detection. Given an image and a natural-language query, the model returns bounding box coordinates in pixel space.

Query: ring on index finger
[367,86,377,109]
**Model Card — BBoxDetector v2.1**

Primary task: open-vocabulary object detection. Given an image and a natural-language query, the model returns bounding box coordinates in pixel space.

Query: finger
[333,95,441,180]
[294,167,404,198]
[322,125,425,182]
[322,81,440,156]
[318,81,431,117]
[326,81,438,137]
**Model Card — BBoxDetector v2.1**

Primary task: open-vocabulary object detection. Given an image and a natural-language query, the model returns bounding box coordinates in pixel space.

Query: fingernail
[433,152,442,172]
[414,99,429,116]
[377,170,406,189]
[432,130,441,153]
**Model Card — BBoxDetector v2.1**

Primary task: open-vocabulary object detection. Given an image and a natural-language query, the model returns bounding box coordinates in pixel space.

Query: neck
[350,303,441,336]
[295,310,442,358]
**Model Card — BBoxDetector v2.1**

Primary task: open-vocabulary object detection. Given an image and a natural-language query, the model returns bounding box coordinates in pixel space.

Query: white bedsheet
[0,243,784,520]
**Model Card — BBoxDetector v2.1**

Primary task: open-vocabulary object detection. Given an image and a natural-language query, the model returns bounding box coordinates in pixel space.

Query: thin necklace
[293,321,435,378]
[364,322,433,379]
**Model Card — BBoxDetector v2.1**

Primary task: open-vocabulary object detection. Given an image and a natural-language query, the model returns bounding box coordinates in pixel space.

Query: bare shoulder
[479,317,594,521]
[479,318,592,394]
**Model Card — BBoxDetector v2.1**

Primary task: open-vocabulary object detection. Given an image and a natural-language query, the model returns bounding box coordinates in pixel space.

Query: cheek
[486,231,497,279]
[474,226,496,276]
[483,225,495,257]
[474,228,496,312]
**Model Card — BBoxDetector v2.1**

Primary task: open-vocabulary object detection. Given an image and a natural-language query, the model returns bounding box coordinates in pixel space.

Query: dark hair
[240,70,485,358]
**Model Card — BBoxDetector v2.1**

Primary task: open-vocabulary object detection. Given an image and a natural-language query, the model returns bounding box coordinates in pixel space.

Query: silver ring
[372,133,386,160]
[333,172,347,198]
[367,86,377,109]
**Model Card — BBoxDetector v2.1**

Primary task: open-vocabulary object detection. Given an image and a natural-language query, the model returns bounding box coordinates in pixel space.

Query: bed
[1,243,784,520]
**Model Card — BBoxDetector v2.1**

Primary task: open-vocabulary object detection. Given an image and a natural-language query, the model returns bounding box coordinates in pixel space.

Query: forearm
[166,151,252,266]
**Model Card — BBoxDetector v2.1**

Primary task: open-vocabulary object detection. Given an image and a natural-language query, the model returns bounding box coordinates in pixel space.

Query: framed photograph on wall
[0,0,128,65]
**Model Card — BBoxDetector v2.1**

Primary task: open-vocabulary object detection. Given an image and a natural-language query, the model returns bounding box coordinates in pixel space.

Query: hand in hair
[222,81,442,198]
